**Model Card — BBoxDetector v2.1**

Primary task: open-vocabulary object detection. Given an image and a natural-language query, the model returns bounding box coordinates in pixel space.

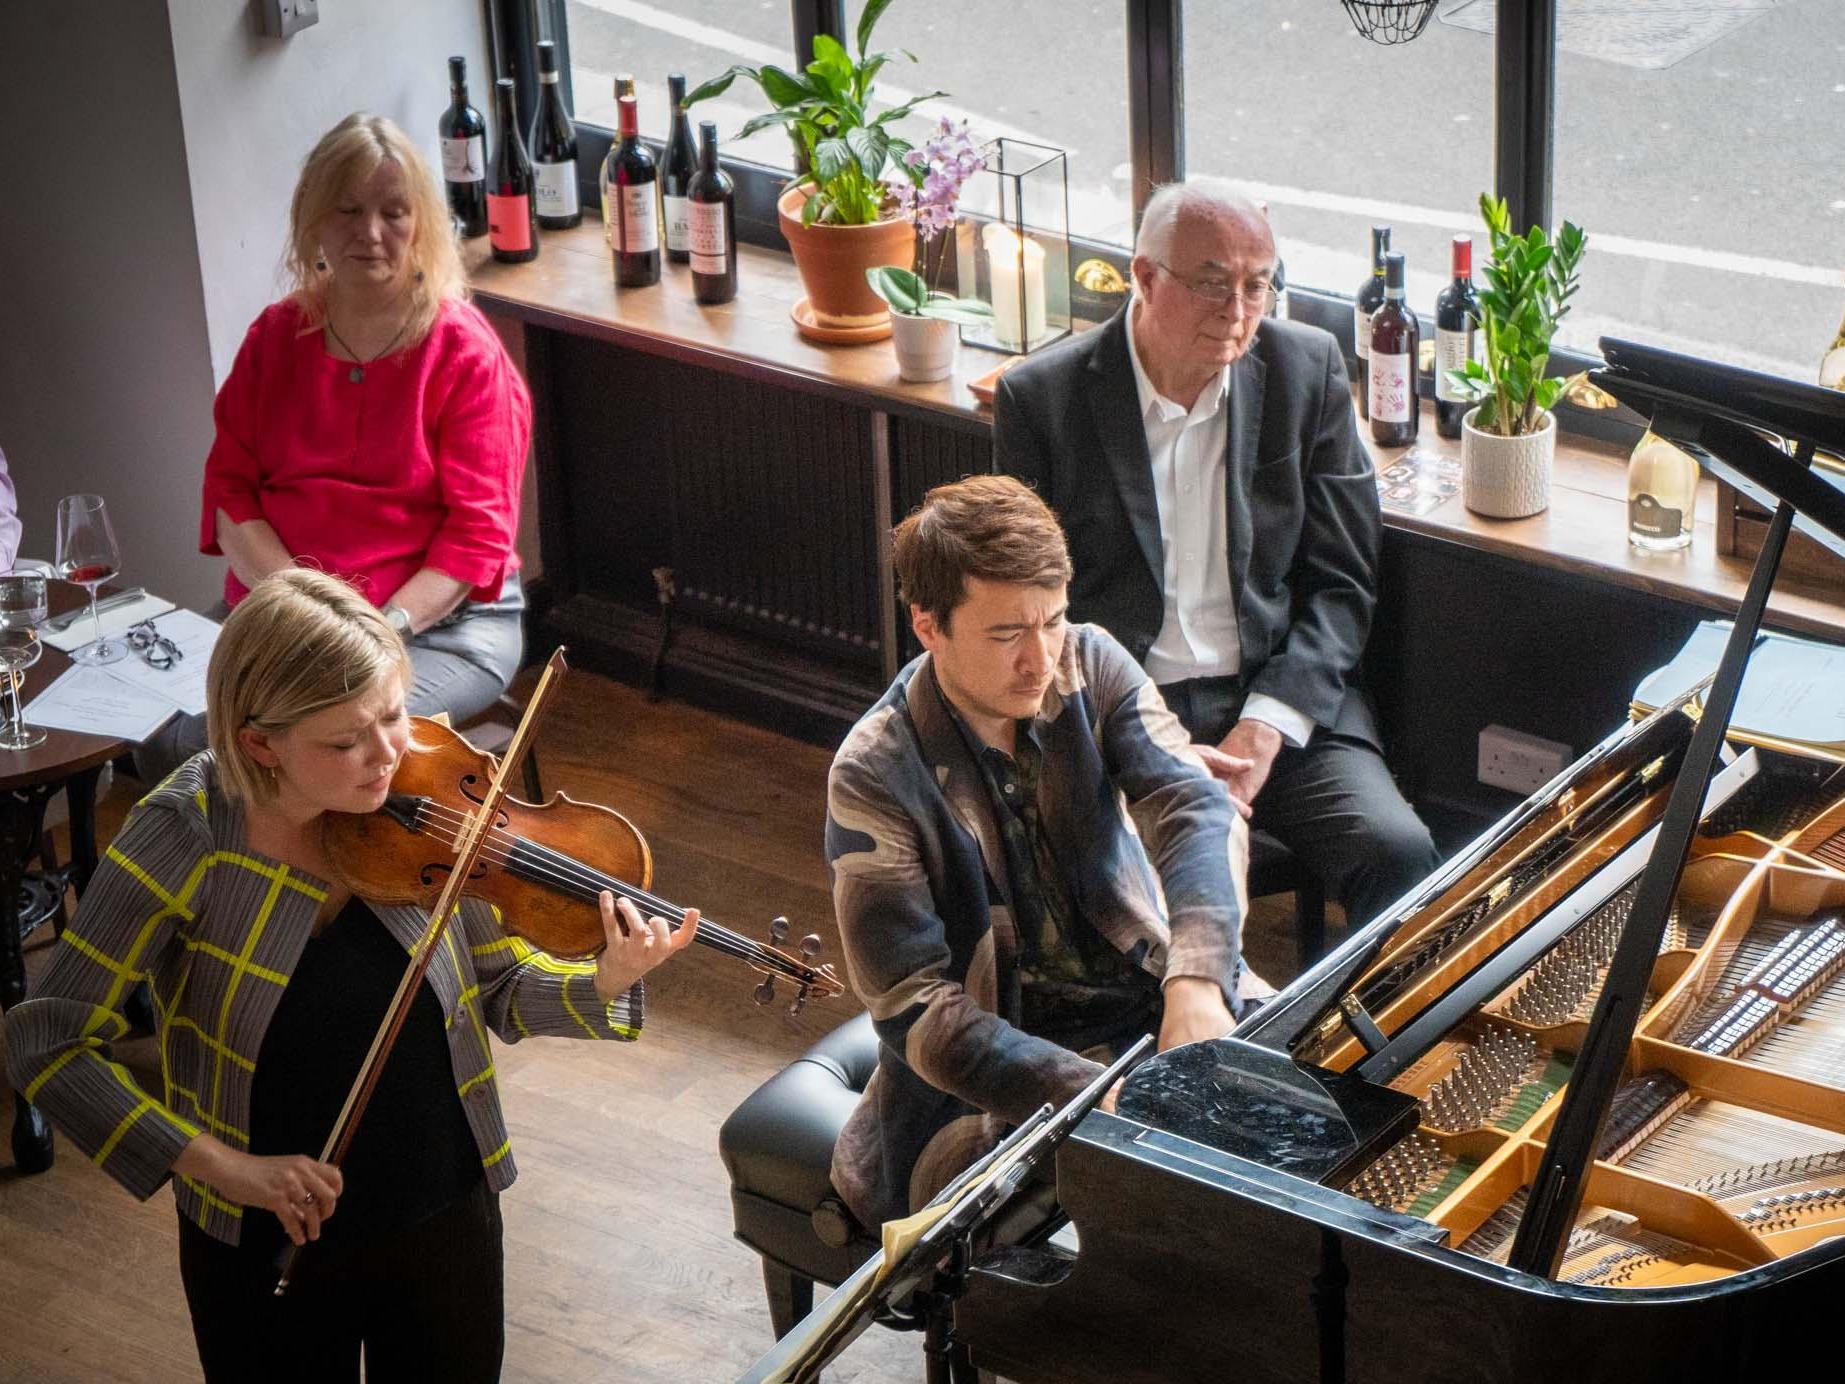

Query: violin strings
[398,799,816,975]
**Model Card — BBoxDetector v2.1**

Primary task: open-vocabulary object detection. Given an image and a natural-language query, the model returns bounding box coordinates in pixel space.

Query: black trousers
[1158,675,1442,929]
[177,1179,505,1384]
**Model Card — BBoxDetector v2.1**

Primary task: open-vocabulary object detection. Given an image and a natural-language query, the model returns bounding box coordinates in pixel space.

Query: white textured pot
[890,313,958,383]
[1462,406,1557,518]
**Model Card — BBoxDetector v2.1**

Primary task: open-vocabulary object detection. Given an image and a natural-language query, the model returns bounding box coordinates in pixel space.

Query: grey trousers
[134,574,526,785]
[1157,674,1441,930]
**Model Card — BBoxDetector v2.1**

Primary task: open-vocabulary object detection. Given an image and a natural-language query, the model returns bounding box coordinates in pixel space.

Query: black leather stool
[1248,828,1329,968]
[719,1011,881,1340]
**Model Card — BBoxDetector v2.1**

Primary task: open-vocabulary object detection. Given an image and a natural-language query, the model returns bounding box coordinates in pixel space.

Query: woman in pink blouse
[141,113,531,781]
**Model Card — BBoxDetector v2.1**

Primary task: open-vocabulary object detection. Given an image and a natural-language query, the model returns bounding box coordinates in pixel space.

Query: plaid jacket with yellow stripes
[3,753,642,1246]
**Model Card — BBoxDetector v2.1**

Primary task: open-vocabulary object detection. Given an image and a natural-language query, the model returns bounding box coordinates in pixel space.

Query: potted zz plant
[1444,193,1588,518]
[686,0,947,342]
[865,119,992,381]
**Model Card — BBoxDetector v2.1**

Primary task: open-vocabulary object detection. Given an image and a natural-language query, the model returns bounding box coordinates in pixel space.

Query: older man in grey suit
[994,178,1438,930]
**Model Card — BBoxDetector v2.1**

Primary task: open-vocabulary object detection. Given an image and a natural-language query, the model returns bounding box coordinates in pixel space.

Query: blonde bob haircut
[207,569,413,804]
[284,112,465,345]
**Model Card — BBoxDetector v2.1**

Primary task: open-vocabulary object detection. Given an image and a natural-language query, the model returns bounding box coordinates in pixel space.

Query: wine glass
[0,568,49,750]
[54,493,126,666]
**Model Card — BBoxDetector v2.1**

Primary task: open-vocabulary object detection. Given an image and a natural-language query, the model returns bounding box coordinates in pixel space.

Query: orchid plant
[865,119,992,325]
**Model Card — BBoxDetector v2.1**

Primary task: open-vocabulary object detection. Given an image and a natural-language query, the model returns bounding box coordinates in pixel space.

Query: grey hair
[1135,177,1270,264]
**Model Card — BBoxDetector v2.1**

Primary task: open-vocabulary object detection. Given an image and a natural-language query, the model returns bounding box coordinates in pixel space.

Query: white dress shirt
[1124,310,1314,748]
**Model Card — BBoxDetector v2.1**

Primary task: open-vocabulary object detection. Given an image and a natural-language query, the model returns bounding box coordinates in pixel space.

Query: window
[1549,0,1841,379]
[564,0,798,167]
[1181,3,1494,330]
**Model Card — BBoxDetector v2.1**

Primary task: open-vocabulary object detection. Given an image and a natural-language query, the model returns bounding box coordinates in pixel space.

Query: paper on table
[41,592,177,653]
[25,664,180,742]
[96,608,220,716]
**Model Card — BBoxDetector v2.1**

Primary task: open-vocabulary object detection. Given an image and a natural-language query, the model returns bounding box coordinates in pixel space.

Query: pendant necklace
[325,311,413,384]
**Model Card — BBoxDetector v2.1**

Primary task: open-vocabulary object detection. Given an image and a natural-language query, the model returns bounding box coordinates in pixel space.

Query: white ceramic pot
[1462,406,1557,518]
[890,313,958,383]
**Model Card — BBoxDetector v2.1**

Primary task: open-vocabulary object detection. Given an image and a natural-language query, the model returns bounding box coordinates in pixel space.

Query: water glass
[0,569,49,750]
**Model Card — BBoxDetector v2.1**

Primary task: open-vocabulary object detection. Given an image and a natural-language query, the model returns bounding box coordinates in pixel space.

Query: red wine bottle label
[1354,306,1373,360]
[689,202,728,275]
[619,184,659,254]
[487,193,533,252]
[1369,352,1412,423]
[534,162,580,217]
[664,194,691,252]
[442,135,485,184]
[1435,326,1477,402]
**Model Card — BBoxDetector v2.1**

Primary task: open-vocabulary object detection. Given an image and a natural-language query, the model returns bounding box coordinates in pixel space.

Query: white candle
[983,222,1047,351]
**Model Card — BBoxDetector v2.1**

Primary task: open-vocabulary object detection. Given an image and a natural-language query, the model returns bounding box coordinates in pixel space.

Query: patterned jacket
[825,623,1248,1227]
[3,754,642,1245]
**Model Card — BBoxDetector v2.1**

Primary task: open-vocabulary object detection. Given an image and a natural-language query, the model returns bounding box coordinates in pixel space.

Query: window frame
[496,0,1634,444]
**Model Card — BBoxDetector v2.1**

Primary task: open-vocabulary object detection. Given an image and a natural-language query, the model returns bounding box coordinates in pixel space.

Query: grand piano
[952,344,1845,1384]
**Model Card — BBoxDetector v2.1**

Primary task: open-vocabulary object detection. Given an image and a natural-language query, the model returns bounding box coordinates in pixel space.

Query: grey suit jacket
[993,308,1383,746]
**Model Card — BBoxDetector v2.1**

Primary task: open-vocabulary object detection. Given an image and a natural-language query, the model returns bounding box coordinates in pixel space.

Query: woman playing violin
[4,568,697,1383]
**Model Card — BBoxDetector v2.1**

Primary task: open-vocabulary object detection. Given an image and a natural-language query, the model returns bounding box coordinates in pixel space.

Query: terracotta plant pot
[1462,406,1556,519]
[778,185,916,342]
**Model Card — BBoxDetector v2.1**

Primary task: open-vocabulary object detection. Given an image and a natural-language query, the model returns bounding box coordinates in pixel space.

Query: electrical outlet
[261,0,320,38]
[1478,724,1572,796]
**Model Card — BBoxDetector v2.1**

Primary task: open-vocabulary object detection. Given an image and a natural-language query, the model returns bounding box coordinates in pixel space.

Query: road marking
[1241,179,1844,288]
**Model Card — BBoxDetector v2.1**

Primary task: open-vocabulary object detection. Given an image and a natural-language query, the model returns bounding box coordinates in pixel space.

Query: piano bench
[719,1011,881,1340]
[1248,830,1329,968]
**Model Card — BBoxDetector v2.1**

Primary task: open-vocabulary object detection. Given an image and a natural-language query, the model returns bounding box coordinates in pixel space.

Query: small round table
[0,608,133,1173]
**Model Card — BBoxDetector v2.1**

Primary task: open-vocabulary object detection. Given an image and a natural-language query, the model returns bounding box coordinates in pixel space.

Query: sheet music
[1632,620,1845,750]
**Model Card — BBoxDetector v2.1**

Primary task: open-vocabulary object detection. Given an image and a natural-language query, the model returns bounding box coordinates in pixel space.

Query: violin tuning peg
[753,978,776,1007]
[768,916,790,944]
[790,988,809,1017]
[800,933,823,960]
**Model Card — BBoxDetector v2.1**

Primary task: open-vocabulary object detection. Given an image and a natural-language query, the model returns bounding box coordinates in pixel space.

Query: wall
[0,1,220,607]
[0,0,494,611]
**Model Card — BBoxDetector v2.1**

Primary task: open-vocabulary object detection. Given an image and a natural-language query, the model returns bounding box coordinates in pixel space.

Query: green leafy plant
[864,266,992,324]
[683,0,943,227]
[1444,193,1589,437]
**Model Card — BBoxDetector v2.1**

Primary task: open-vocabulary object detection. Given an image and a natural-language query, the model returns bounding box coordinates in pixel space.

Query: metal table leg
[0,784,59,1173]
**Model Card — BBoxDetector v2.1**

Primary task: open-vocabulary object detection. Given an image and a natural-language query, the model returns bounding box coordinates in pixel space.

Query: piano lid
[1593,336,1845,560]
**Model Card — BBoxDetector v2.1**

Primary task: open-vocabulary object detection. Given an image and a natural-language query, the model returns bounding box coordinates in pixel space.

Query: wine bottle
[1822,297,1845,391]
[610,93,660,287]
[687,120,737,305]
[1434,234,1480,439]
[1355,225,1391,420]
[1626,430,1698,551]
[598,74,636,246]
[662,74,698,264]
[1259,200,1286,320]
[529,40,581,230]
[487,77,539,264]
[438,55,488,238]
[1369,251,1418,447]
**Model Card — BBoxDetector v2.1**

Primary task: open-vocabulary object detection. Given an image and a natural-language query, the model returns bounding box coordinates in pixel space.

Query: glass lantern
[955,139,1071,355]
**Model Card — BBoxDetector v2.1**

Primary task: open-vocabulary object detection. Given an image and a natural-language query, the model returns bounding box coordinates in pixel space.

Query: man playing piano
[992,178,1439,933]
[825,475,1253,1228]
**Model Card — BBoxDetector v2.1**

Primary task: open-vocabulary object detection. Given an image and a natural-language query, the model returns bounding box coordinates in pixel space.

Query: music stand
[735,1036,1153,1384]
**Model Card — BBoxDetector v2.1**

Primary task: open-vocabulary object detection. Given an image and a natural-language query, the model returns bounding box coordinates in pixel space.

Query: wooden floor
[0,670,1314,1383]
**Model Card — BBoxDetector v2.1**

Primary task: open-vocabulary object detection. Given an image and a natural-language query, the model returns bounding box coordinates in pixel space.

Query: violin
[321,714,844,1011]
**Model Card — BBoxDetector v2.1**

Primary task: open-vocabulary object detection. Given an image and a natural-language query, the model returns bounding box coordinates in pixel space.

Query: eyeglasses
[1151,261,1276,312]
[125,619,183,671]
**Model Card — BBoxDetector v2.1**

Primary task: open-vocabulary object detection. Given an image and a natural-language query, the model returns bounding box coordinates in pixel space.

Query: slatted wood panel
[0,669,1307,1383]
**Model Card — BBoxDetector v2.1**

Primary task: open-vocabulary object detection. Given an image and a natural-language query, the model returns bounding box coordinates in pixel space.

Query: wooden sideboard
[468,225,1845,830]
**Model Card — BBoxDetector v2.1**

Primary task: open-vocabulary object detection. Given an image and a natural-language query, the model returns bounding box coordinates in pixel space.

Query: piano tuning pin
[769,916,790,944]
[753,978,777,1007]
[800,933,822,959]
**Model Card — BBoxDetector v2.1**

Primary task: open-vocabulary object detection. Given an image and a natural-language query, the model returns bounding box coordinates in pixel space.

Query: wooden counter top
[468,225,1845,643]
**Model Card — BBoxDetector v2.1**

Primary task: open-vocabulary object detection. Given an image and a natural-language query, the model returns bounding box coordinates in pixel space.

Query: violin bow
[274,649,568,1295]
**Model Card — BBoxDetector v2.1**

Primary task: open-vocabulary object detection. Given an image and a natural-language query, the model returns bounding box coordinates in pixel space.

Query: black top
[245,895,481,1261]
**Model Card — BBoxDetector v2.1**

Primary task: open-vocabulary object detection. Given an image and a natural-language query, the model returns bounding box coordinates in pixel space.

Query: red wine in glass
[54,493,127,666]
